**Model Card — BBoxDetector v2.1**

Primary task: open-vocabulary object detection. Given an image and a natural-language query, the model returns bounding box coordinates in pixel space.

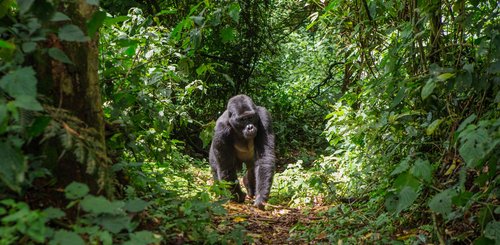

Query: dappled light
[0,0,498,244]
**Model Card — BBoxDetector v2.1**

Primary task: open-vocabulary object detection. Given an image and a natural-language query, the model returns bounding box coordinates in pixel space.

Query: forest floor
[217,201,327,244]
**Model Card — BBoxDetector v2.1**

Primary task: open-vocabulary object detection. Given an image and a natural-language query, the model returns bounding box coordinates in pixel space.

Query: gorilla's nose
[246,124,255,131]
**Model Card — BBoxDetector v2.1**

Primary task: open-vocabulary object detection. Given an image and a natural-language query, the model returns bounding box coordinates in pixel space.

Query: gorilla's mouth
[243,128,257,139]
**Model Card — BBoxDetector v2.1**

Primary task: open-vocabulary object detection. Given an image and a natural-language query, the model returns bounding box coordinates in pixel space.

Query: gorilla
[209,94,275,209]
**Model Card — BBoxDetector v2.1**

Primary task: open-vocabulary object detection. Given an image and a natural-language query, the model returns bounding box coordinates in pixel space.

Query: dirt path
[220,203,322,244]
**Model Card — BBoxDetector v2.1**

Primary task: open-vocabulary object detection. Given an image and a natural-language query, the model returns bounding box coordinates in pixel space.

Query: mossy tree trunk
[35,1,113,197]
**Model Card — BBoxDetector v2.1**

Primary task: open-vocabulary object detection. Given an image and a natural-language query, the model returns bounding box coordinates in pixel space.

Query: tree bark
[35,0,112,197]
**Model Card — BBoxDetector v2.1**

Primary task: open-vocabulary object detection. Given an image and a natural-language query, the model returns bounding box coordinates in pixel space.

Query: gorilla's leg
[243,162,256,198]
[218,168,246,203]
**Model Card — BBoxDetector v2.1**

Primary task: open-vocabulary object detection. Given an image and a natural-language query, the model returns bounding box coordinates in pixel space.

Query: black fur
[209,95,276,209]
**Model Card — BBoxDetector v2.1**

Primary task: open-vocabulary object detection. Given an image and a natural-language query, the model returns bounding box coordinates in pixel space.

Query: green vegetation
[0,0,498,244]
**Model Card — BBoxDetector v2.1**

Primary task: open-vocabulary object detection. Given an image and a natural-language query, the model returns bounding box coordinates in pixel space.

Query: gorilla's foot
[231,191,246,203]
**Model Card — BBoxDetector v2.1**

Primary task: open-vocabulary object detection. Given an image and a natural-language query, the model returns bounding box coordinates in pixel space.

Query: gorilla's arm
[254,106,276,207]
[209,113,246,202]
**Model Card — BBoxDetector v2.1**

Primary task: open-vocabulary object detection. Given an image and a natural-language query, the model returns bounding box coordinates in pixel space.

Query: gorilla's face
[227,95,259,140]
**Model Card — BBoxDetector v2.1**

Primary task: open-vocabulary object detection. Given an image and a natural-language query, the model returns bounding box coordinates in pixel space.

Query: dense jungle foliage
[0,0,499,244]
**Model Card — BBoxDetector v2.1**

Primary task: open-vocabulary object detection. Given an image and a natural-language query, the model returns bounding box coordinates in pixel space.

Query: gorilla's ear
[228,111,233,118]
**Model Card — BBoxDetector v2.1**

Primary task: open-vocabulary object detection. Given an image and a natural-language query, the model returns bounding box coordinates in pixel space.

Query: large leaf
[0,40,15,49]
[411,159,432,182]
[0,67,37,98]
[51,12,71,22]
[51,230,85,245]
[458,126,491,168]
[87,11,106,37]
[384,193,398,212]
[123,231,162,245]
[48,48,73,64]
[391,158,409,176]
[58,24,89,42]
[80,195,124,214]
[396,187,418,213]
[0,141,27,193]
[14,95,43,111]
[22,42,36,53]
[43,207,66,219]
[18,0,35,15]
[436,73,455,81]
[393,172,420,192]
[456,114,476,133]
[220,27,236,43]
[64,182,89,200]
[484,221,500,242]
[95,214,131,234]
[228,3,240,23]
[429,189,456,216]
[421,79,436,100]
[124,198,149,213]
[426,119,443,135]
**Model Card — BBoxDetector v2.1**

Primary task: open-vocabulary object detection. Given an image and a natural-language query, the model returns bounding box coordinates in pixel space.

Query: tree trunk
[35,1,113,197]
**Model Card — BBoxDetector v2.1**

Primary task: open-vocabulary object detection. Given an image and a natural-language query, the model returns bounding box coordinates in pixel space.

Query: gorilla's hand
[254,196,266,210]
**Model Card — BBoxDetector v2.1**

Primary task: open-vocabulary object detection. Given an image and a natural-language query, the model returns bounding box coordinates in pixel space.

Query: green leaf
[0,141,27,193]
[457,114,476,133]
[123,231,162,245]
[437,73,455,81]
[48,48,73,64]
[51,12,70,21]
[87,11,106,37]
[64,182,89,200]
[22,42,36,53]
[14,95,43,111]
[384,193,398,212]
[396,186,418,213]
[429,189,456,216]
[220,27,236,43]
[484,221,500,241]
[421,79,436,100]
[58,24,89,42]
[473,236,495,245]
[18,0,35,15]
[96,231,112,245]
[27,116,51,137]
[51,230,85,245]
[0,40,15,49]
[95,214,131,234]
[43,207,66,219]
[0,67,37,98]
[390,87,406,108]
[393,172,420,192]
[80,195,124,214]
[426,119,443,135]
[103,16,129,26]
[391,158,409,176]
[324,0,340,12]
[0,104,7,123]
[487,61,500,74]
[190,16,204,26]
[190,29,201,49]
[124,198,149,212]
[228,3,240,23]
[411,159,432,182]
[458,126,490,168]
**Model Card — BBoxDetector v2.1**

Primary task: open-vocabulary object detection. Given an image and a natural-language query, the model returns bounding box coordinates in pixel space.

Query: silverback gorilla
[209,94,275,209]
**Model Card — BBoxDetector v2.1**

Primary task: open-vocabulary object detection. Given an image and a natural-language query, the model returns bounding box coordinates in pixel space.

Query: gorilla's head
[227,95,259,140]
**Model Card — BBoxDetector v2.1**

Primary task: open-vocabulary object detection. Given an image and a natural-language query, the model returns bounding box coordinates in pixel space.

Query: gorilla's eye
[239,115,255,124]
